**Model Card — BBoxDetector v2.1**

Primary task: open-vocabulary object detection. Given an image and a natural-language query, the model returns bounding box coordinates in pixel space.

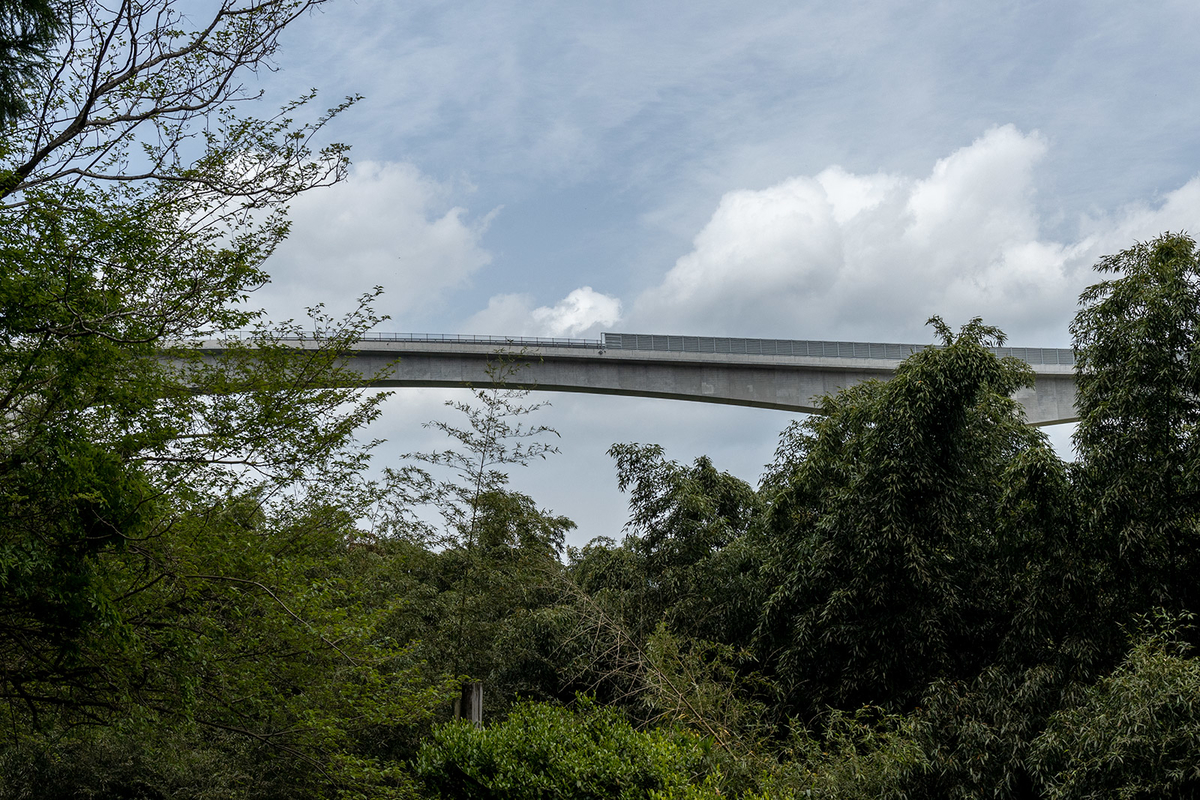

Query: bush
[1031,614,1200,799]
[414,698,721,799]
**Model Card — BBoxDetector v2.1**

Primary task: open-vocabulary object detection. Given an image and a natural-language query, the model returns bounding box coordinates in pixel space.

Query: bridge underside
[317,341,1079,426]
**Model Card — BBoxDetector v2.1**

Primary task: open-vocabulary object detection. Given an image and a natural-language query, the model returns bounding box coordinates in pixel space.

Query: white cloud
[1078,176,1200,254]
[532,287,622,337]
[816,166,897,225]
[465,286,622,339]
[904,125,1046,248]
[461,292,537,335]
[256,161,494,325]
[627,126,1200,345]
[633,175,844,328]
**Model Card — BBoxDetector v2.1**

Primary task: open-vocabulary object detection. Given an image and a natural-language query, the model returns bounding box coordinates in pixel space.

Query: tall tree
[573,444,766,649]
[372,353,574,715]
[1071,232,1200,619]
[0,1,457,794]
[758,319,1046,718]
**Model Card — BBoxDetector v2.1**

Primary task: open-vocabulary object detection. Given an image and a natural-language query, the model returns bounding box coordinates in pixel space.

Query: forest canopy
[3,2,1200,798]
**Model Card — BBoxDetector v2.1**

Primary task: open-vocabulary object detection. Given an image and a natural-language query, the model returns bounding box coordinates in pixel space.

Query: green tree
[0,194,392,728]
[387,353,565,550]
[2,491,455,798]
[0,0,458,794]
[757,318,1046,717]
[593,444,767,649]
[1072,232,1200,620]
[1031,614,1200,799]
[372,354,575,716]
[0,0,63,126]
[775,707,928,800]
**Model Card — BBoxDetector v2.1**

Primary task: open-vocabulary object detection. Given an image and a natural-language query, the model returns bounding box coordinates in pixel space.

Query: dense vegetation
[4,2,1200,798]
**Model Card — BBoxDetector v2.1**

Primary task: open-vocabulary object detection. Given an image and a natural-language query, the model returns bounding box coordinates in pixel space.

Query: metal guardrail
[219,331,1075,366]
[600,333,1075,366]
[987,345,1075,366]
[355,332,603,348]
[221,331,604,348]
[603,333,922,359]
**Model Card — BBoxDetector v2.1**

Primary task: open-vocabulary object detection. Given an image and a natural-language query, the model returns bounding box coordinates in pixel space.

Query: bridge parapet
[225,330,1075,367]
[600,332,1074,366]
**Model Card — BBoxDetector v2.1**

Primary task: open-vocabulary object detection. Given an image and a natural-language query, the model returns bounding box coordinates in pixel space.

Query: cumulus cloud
[626,125,1200,345]
[461,293,536,335]
[1078,177,1200,254]
[256,161,495,325]
[532,287,623,337]
[634,175,843,326]
[465,286,622,338]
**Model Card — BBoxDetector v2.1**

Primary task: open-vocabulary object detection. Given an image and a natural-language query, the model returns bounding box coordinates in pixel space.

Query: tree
[1,0,348,202]
[1030,613,1200,799]
[595,444,767,649]
[757,318,1047,717]
[0,489,457,798]
[370,353,575,717]
[0,1,458,794]
[0,0,63,126]
[568,447,766,638]
[385,353,565,550]
[1071,232,1200,620]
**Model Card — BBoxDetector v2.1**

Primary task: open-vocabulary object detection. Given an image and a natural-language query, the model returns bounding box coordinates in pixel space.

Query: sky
[239,0,1200,545]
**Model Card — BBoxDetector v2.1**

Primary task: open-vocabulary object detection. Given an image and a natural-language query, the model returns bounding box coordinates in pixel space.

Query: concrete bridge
[199,332,1078,426]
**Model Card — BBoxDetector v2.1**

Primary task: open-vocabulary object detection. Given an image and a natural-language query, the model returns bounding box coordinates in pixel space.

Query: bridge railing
[219,331,604,348]
[600,333,1075,366]
[215,330,1075,366]
[353,332,603,348]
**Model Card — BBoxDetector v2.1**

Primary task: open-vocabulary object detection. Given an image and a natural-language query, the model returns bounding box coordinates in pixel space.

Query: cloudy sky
[246,0,1200,544]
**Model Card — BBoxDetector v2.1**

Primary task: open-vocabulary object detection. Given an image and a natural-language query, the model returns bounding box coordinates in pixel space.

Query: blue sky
[245,0,1200,543]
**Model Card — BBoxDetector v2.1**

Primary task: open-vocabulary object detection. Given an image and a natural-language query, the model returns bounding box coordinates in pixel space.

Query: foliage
[0,0,63,127]
[597,444,767,648]
[558,447,772,756]
[414,698,723,800]
[548,564,779,798]
[1,489,457,798]
[639,628,772,751]
[368,352,575,720]
[0,1,468,796]
[1072,232,1200,620]
[1031,614,1200,799]
[0,721,293,800]
[904,663,1085,799]
[990,441,1098,669]
[362,523,574,722]
[758,318,1046,717]
[0,179,391,728]
[772,708,928,800]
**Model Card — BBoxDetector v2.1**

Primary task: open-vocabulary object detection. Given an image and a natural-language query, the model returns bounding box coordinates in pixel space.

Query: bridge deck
[201,332,1078,426]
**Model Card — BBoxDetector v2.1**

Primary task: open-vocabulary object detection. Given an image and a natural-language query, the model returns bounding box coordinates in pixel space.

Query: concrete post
[453,681,483,727]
